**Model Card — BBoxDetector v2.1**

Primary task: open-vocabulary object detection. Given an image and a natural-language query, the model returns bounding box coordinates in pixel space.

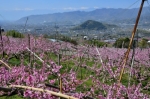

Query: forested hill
[72,20,117,30]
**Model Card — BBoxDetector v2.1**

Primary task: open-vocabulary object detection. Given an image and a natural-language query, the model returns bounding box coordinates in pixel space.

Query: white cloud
[14,8,34,11]
[93,6,99,9]
[80,7,89,10]
[63,7,77,10]
[63,7,89,11]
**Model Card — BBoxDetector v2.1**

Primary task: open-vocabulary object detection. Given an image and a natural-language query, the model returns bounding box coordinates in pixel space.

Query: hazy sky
[0,0,149,20]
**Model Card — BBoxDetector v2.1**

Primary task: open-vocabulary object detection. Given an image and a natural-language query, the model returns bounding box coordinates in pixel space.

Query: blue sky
[0,0,149,20]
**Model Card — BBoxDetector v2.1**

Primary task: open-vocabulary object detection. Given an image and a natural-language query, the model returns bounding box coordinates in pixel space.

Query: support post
[118,0,146,84]
[28,34,31,66]
[136,29,139,47]
[0,27,4,58]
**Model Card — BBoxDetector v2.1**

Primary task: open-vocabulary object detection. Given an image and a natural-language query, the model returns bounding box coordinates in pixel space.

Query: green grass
[1,51,150,97]
[0,95,24,99]
[8,57,20,66]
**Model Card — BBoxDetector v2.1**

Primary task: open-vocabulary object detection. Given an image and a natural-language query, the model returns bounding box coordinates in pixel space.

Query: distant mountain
[72,20,117,30]
[16,6,150,24]
[0,20,14,27]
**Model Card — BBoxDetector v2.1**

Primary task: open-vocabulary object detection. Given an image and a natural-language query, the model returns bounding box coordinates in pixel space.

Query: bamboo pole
[128,40,136,87]
[118,0,146,84]
[28,34,31,66]
[26,47,51,67]
[96,47,103,64]
[9,85,78,99]
[0,27,4,58]
[0,60,11,70]
[59,77,62,93]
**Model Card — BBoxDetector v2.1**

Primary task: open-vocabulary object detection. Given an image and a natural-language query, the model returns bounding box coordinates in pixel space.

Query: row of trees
[43,34,78,45]
[60,36,78,45]
[114,37,150,48]
[113,37,130,48]
[6,30,24,38]
[4,30,150,48]
[87,40,107,47]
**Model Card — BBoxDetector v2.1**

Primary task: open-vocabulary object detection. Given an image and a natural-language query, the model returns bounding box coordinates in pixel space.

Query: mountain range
[15,6,150,25]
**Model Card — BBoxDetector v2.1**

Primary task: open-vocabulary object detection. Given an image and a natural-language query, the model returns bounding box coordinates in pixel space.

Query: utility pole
[28,34,31,66]
[0,27,4,58]
[118,0,146,84]
[136,29,139,48]
[54,23,59,41]
[24,17,28,33]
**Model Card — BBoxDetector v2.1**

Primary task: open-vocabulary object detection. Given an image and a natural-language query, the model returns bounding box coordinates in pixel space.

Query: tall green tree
[139,38,148,48]
[6,30,24,38]
[114,37,130,48]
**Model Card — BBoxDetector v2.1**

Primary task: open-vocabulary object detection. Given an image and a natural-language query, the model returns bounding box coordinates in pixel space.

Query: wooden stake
[0,60,11,70]
[28,34,31,66]
[9,85,78,99]
[118,0,146,84]
[59,77,62,93]
[0,27,4,58]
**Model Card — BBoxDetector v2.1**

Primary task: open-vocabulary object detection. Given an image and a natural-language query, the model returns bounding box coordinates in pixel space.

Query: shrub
[6,30,24,38]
